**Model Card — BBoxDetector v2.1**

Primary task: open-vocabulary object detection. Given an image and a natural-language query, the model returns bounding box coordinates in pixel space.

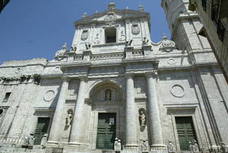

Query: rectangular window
[3,92,11,102]
[34,117,50,145]
[175,116,197,150]
[105,27,116,43]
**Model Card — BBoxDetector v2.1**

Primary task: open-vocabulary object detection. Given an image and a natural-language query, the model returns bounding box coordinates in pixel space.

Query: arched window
[105,27,116,43]
[105,89,112,101]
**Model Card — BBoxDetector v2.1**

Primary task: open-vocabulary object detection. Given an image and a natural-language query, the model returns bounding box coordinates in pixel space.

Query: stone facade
[188,0,228,80]
[0,2,228,153]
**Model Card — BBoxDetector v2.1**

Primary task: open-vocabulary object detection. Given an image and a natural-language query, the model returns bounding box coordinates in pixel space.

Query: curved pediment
[75,9,149,26]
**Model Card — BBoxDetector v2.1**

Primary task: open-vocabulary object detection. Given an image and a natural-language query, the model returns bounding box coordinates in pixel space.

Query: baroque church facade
[0,1,228,153]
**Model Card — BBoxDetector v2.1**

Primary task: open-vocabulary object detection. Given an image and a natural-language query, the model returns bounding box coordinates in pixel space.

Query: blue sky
[0,0,170,63]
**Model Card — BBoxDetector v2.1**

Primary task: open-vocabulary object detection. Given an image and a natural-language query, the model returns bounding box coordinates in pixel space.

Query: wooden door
[34,117,50,145]
[175,117,197,150]
[96,113,116,149]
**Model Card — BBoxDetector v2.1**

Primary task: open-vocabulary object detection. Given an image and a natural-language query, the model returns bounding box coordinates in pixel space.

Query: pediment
[75,9,149,26]
[95,12,122,22]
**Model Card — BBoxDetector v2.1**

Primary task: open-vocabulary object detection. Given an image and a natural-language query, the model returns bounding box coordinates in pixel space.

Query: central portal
[96,113,116,149]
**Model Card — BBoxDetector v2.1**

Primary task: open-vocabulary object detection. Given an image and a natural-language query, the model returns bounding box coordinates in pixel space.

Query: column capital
[125,73,134,78]
[62,76,70,82]
[78,76,88,81]
[145,70,158,78]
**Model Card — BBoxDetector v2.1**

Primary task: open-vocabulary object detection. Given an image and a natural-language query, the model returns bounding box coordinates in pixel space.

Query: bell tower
[161,0,211,51]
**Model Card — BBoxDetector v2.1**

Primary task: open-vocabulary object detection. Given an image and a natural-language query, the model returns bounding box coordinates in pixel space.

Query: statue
[24,133,35,146]
[125,39,133,47]
[55,42,68,60]
[189,139,199,153]
[140,139,149,152]
[143,37,150,45]
[65,109,73,128]
[85,43,91,50]
[167,140,176,153]
[114,137,121,151]
[40,134,48,149]
[219,142,227,153]
[139,108,146,131]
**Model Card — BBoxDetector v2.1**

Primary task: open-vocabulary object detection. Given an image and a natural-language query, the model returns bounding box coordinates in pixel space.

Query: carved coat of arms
[81,30,89,41]
[132,24,140,35]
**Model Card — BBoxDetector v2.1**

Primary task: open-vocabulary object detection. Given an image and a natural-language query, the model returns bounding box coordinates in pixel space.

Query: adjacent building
[0,2,228,153]
[188,0,228,80]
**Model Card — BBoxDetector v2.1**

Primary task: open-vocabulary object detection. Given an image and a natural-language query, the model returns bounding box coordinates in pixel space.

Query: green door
[34,117,50,145]
[175,117,197,150]
[96,113,116,149]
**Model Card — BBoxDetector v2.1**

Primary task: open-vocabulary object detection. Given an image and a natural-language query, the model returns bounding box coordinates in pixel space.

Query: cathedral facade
[0,1,228,153]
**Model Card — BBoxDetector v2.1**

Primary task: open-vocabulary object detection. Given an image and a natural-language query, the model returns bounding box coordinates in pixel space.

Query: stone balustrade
[0,135,25,145]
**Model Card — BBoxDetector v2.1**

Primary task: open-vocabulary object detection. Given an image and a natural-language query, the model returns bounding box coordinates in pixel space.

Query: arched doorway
[89,80,124,150]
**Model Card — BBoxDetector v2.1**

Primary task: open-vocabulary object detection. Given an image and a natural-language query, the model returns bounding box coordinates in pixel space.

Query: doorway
[175,116,197,150]
[96,113,116,149]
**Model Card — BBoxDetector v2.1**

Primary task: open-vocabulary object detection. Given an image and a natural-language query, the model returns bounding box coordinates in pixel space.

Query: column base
[66,142,89,151]
[46,141,60,147]
[124,144,139,151]
[150,144,167,150]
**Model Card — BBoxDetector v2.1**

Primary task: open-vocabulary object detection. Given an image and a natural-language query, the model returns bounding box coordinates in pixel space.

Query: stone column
[146,72,165,150]
[69,77,86,144]
[125,74,138,148]
[48,77,69,143]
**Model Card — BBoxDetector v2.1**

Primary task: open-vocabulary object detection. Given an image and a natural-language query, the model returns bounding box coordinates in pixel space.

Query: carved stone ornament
[104,12,117,22]
[43,90,56,102]
[132,24,140,35]
[55,43,67,60]
[170,84,185,98]
[159,36,176,52]
[81,30,89,41]
[167,58,176,65]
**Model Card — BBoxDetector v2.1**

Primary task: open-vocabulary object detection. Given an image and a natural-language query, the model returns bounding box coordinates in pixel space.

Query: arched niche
[89,80,123,104]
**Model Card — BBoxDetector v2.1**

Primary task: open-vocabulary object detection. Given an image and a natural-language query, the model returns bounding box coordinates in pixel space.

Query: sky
[0,0,170,64]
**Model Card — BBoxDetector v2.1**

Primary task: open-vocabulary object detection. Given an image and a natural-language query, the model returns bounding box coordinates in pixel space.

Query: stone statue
[167,140,176,153]
[71,45,77,52]
[125,39,133,47]
[189,139,199,153]
[139,108,146,131]
[65,109,73,128]
[55,42,68,60]
[40,134,48,149]
[219,142,227,153]
[24,133,35,146]
[85,43,91,50]
[140,139,149,151]
[114,137,121,151]
[143,37,150,45]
